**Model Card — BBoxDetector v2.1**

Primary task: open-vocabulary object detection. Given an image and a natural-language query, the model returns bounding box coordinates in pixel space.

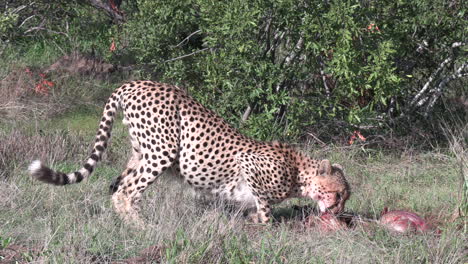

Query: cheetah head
[306,160,350,214]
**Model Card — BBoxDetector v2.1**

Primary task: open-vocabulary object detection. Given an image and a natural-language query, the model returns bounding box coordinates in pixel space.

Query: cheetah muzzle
[28,81,351,225]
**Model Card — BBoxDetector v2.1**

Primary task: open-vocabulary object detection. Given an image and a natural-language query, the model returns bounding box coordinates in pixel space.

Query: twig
[18,15,36,28]
[164,47,210,63]
[307,132,326,146]
[24,26,69,37]
[172,30,201,48]
[11,4,28,14]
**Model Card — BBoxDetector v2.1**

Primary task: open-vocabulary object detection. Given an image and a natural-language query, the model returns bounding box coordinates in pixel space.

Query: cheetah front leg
[248,198,271,224]
[236,153,289,223]
[241,184,272,223]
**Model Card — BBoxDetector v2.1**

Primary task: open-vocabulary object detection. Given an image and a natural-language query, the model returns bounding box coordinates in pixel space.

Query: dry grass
[442,121,468,231]
[0,128,91,179]
[0,54,123,124]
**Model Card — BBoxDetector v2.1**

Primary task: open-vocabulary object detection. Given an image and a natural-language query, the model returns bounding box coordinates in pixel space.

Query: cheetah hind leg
[110,150,141,224]
[109,149,142,192]
[111,169,143,227]
[112,160,170,228]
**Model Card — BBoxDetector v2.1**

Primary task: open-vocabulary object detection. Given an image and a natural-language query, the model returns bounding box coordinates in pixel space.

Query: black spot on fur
[90,154,99,161]
[84,163,93,173]
[75,171,83,183]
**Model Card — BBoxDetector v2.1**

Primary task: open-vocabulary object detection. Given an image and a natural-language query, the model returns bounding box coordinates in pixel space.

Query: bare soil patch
[0,52,118,121]
[44,51,116,78]
[112,245,164,264]
[0,244,43,263]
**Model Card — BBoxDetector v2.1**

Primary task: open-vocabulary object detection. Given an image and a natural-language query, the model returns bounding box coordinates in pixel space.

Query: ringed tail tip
[28,160,42,176]
[28,160,70,185]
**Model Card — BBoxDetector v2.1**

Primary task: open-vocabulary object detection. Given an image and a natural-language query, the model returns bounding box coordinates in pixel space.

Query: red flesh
[380,208,430,232]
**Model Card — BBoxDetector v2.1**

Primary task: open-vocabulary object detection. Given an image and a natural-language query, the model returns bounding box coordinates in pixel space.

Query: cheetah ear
[332,163,343,170]
[318,159,332,175]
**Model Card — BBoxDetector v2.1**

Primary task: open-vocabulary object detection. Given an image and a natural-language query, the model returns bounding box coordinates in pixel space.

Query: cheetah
[28,81,350,225]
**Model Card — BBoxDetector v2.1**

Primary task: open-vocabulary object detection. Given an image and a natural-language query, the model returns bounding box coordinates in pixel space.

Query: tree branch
[163,47,210,63]
[319,58,331,98]
[24,26,69,37]
[86,0,125,23]
[410,56,452,107]
[275,35,304,92]
[241,104,252,124]
[282,35,304,67]
[172,30,202,48]
[424,63,468,115]
[410,41,466,108]
[266,30,284,62]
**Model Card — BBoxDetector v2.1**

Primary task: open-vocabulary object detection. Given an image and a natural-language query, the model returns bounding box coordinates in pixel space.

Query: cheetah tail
[28,90,121,186]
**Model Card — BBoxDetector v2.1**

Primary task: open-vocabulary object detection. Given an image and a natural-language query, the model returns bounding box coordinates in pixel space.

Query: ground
[0,117,465,262]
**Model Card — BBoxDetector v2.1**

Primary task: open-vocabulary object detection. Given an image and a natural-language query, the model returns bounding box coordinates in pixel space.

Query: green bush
[122,0,465,140]
[2,0,466,141]
[0,1,116,58]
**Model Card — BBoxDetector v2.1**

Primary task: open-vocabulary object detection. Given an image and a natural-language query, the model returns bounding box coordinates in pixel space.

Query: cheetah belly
[199,180,257,208]
[177,158,256,208]
[224,180,256,208]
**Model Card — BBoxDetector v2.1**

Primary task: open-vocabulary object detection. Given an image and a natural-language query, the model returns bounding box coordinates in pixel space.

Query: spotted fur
[29,81,350,225]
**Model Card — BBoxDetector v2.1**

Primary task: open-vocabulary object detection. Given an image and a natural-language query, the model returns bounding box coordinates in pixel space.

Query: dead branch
[260,17,272,57]
[275,35,304,92]
[10,4,29,14]
[424,63,468,115]
[319,58,331,98]
[18,14,36,28]
[452,42,465,48]
[265,30,284,61]
[163,47,210,63]
[241,104,252,124]
[398,41,467,119]
[410,56,452,107]
[410,42,466,109]
[307,132,327,146]
[24,26,69,37]
[282,35,304,67]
